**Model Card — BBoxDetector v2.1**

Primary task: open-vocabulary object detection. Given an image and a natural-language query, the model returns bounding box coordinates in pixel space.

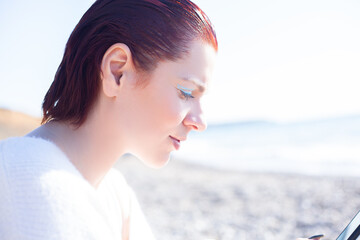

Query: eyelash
[179,89,195,100]
[176,84,195,100]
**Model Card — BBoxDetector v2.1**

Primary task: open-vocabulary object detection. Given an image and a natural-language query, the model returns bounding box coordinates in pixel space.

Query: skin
[27,39,217,188]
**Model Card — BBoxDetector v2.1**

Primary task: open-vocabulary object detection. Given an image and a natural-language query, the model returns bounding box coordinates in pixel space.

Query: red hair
[42,0,217,126]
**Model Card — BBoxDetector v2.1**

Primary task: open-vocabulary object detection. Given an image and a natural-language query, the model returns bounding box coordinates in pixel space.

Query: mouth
[169,136,182,150]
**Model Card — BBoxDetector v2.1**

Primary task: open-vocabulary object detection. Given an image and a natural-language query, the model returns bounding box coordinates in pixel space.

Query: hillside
[0,109,41,140]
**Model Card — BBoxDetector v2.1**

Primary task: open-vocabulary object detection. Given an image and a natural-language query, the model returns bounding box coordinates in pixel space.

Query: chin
[137,152,171,169]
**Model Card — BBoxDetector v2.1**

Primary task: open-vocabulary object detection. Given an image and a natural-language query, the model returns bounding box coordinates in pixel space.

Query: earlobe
[100,43,133,97]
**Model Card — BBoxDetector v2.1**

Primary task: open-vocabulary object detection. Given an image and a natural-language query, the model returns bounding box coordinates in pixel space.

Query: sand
[0,108,40,139]
[115,155,360,240]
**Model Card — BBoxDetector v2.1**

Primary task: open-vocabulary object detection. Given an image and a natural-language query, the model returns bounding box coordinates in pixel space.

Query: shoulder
[0,136,85,201]
[0,137,114,239]
[0,136,76,173]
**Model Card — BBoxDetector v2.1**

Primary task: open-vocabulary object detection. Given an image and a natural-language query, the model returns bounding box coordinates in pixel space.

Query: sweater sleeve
[0,137,116,240]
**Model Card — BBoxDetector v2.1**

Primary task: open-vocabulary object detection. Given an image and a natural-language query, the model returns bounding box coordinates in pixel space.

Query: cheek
[146,90,186,129]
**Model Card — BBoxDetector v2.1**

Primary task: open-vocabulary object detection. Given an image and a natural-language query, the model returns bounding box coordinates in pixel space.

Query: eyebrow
[180,77,206,93]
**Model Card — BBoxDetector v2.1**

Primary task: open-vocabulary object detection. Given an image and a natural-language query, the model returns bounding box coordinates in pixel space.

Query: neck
[28,114,125,188]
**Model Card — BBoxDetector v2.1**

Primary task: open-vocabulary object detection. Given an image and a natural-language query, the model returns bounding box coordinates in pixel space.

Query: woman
[0,0,217,239]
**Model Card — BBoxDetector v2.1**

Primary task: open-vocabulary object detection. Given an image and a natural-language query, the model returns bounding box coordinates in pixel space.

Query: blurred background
[1,0,360,239]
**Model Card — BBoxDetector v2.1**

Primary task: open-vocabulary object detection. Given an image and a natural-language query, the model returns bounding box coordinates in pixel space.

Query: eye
[179,89,195,100]
[177,84,195,100]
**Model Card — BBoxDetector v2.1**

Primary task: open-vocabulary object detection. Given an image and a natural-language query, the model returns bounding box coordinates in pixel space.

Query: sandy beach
[0,109,40,139]
[116,155,360,240]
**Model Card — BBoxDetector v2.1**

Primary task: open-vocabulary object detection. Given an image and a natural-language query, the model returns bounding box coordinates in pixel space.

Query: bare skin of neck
[27,101,126,188]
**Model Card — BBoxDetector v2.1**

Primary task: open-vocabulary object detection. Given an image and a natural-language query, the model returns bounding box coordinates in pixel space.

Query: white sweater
[0,137,155,240]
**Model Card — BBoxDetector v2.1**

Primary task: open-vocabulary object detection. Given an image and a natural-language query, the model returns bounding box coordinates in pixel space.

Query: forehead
[149,40,217,89]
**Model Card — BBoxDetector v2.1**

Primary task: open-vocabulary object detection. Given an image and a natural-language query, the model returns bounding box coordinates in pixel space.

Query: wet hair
[42,0,217,126]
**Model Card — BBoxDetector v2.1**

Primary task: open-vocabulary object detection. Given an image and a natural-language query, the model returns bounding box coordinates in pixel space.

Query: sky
[1,0,360,124]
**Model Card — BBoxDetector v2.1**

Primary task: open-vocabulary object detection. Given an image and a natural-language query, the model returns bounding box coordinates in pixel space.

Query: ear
[100,43,134,98]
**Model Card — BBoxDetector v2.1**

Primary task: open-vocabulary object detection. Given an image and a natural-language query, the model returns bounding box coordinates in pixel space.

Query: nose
[183,105,207,132]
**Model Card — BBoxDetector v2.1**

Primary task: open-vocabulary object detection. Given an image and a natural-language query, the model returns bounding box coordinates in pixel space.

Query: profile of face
[102,40,217,168]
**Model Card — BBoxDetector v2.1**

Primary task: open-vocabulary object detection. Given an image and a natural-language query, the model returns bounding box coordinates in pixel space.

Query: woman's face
[118,40,217,167]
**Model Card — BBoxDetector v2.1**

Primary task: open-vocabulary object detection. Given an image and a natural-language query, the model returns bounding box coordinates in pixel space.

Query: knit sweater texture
[0,136,155,240]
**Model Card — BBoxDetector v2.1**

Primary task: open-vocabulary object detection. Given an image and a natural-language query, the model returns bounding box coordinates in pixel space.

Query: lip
[169,136,182,150]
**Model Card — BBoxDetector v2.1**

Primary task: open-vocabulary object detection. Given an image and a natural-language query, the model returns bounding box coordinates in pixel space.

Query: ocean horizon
[173,115,360,177]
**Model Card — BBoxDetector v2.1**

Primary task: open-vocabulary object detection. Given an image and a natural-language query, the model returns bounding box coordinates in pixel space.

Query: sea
[173,115,360,177]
